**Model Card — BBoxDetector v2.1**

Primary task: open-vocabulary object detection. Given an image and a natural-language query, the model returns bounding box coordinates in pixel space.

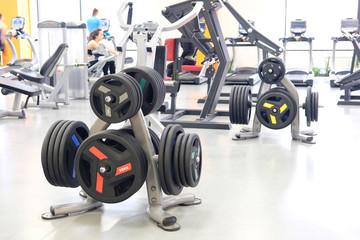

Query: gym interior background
[1,0,360,239]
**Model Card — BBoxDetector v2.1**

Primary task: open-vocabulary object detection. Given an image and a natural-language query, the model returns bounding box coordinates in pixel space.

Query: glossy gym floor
[0,79,360,239]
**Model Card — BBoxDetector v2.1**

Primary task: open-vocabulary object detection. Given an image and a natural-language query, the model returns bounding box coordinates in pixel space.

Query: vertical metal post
[79,0,83,21]
[37,0,40,23]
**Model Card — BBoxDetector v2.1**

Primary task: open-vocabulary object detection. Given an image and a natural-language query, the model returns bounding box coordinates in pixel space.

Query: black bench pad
[0,77,41,96]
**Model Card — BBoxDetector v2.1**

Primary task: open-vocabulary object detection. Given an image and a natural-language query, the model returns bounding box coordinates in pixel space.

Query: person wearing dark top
[166,36,197,77]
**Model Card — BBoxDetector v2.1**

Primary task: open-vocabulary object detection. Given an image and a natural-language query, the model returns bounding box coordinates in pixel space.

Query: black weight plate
[255,88,296,130]
[229,86,236,123]
[75,130,147,203]
[121,73,143,116]
[149,69,166,112]
[258,57,286,84]
[310,92,314,122]
[243,86,252,124]
[90,73,142,123]
[179,133,191,187]
[47,120,69,186]
[305,87,311,127]
[237,86,243,124]
[184,133,202,188]
[164,124,184,195]
[53,120,74,187]
[122,67,164,116]
[173,133,185,187]
[240,86,247,124]
[158,124,173,195]
[118,126,160,154]
[58,121,89,188]
[41,120,63,186]
[314,92,319,122]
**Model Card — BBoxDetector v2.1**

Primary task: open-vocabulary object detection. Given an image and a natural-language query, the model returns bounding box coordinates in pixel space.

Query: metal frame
[161,0,283,129]
[233,76,316,144]
[42,111,201,231]
[335,31,360,105]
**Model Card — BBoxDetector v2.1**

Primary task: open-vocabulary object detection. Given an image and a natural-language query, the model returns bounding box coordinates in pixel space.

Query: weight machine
[161,0,282,129]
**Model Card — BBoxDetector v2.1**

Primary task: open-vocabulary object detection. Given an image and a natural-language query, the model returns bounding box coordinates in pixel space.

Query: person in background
[87,28,117,75]
[166,35,197,78]
[87,8,100,35]
[0,13,8,52]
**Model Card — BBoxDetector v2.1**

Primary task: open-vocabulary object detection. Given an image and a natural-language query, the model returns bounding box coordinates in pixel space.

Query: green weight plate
[122,66,165,116]
[41,120,63,186]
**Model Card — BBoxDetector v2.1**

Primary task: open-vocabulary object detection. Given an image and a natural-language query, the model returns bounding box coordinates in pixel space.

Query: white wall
[29,0,358,69]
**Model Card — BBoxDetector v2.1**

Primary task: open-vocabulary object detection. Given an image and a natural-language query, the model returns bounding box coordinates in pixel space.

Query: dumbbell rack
[42,110,200,231]
[233,74,316,144]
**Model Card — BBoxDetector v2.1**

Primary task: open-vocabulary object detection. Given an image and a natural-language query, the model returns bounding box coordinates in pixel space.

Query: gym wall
[1,0,31,66]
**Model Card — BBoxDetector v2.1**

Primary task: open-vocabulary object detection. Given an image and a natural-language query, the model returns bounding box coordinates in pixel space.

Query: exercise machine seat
[164,38,176,61]
[181,65,202,72]
[0,77,41,96]
[10,43,68,84]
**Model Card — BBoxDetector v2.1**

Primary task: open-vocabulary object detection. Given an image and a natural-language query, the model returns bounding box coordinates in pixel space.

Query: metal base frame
[42,111,201,231]
[233,76,316,144]
[0,92,26,119]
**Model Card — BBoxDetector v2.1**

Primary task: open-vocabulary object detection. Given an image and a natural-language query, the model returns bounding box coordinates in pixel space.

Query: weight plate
[47,120,69,186]
[122,66,166,116]
[90,73,142,123]
[311,92,315,122]
[121,73,143,116]
[305,87,312,127]
[173,133,185,187]
[237,86,243,125]
[53,120,74,187]
[179,133,191,187]
[41,120,63,186]
[314,92,319,122]
[75,130,147,203]
[242,86,252,124]
[58,121,89,188]
[184,133,202,188]
[158,124,172,195]
[258,57,286,84]
[164,124,184,195]
[256,88,296,129]
[229,86,236,123]
[118,126,160,154]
